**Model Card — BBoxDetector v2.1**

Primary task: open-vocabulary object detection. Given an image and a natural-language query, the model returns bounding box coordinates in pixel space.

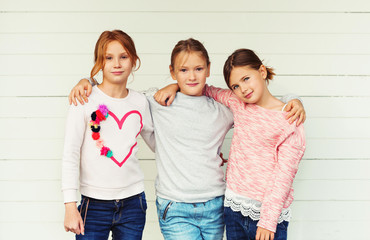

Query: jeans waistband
[82,192,143,203]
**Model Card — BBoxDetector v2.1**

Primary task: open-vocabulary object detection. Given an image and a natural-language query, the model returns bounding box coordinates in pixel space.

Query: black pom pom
[91,112,97,121]
[91,125,101,132]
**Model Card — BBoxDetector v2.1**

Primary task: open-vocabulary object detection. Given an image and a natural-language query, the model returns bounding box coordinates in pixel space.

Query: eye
[121,55,128,59]
[106,56,112,60]
[196,67,204,71]
[244,77,249,81]
[232,85,239,90]
[180,68,187,72]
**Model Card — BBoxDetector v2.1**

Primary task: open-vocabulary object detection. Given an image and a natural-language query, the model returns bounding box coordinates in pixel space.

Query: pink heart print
[108,110,143,167]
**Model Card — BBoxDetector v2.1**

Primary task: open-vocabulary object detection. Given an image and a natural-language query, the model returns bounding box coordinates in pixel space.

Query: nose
[189,70,196,81]
[240,83,248,93]
[114,58,121,68]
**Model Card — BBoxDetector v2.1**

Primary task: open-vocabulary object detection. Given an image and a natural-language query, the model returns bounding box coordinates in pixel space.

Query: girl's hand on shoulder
[68,79,93,106]
[64,202,85,235]
[256,226,274,240]
[284,99,306,126]
[154,84,179,106]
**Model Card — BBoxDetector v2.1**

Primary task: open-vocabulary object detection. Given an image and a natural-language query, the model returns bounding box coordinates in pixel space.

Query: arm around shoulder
[204,84,235,108]
[281,94,306,126]
[68,78,94,106]
[153,83,179,106]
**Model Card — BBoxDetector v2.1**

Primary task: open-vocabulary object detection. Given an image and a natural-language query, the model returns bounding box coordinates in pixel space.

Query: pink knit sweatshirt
[204,85,306,232]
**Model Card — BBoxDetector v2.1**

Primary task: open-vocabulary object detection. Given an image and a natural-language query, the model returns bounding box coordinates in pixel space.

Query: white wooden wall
[1,0,370,239]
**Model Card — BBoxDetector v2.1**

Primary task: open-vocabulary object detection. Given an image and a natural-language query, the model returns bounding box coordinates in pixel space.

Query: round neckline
[94,85,131,102]
[250,103,286,113]
[176,92,207,100]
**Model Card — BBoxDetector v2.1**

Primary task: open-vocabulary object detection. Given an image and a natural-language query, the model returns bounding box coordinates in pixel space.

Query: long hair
[223,49,275,89]
[90,30,140,83]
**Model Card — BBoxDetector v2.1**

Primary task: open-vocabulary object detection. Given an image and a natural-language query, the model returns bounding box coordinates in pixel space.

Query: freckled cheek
[177,79,186,87]
[179,76,188,82]
[123,61,131,68]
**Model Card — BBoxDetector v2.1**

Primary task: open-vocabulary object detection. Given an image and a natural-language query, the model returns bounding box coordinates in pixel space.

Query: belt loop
[83,198,90,227]
[79,197,85,214]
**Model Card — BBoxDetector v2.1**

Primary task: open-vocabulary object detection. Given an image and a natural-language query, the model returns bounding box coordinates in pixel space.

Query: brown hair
[90,30,140,83]
[223,49,275,89]
[170,38,210,71]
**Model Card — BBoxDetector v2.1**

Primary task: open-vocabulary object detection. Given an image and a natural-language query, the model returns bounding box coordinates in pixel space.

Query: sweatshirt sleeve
[61,104,87,203]
[203,84,236,108]
[140,87,159,97]
[257,125,306,232]
[140,98,155,152]
[280,94,303,105]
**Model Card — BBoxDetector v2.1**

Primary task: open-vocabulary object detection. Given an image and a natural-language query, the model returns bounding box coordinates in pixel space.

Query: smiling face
[170,51,210,96]
[102,40,133,86]
[229,65,268,104]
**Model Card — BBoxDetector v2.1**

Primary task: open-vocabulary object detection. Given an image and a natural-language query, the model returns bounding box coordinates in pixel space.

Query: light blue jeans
[156,196,225,240]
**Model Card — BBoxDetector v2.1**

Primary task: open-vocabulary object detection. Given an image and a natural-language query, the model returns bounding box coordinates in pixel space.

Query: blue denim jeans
[76,192,147,240]
[224,207,288,240]
[156,196,225,240]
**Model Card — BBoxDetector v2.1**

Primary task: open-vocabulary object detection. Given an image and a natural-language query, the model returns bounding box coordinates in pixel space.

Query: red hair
[90,30,140,83]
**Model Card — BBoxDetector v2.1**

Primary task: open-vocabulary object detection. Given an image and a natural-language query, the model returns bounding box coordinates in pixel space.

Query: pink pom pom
[100,146,110,156]
[99,105,109,116]
[96,110,106,121]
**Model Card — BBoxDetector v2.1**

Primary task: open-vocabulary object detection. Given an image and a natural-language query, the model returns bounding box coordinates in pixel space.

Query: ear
[259,65,267,80]
[169,65,176,80]
[206,62,211,77]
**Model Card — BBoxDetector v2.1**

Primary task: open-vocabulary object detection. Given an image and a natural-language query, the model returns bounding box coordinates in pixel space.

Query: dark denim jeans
[224,207,289,240]
[76,192,147,240]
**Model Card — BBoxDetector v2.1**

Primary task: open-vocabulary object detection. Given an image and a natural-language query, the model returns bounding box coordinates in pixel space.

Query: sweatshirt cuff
[63,189,78,203]
[86,77,97,86]
[257,218,278,233]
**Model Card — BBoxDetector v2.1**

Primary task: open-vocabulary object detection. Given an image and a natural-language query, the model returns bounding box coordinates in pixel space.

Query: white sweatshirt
[62,86,155,203]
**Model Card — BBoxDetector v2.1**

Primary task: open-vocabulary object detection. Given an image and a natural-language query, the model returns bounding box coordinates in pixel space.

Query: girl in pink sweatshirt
[202,49,306,240]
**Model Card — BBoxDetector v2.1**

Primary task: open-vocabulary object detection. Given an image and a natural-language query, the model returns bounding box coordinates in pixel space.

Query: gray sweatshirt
[147,92,234,203]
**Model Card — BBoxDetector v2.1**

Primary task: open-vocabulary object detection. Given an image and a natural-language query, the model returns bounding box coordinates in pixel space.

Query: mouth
[186,83,199,87]
[245,91,253,99]
[111,71,124,75]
